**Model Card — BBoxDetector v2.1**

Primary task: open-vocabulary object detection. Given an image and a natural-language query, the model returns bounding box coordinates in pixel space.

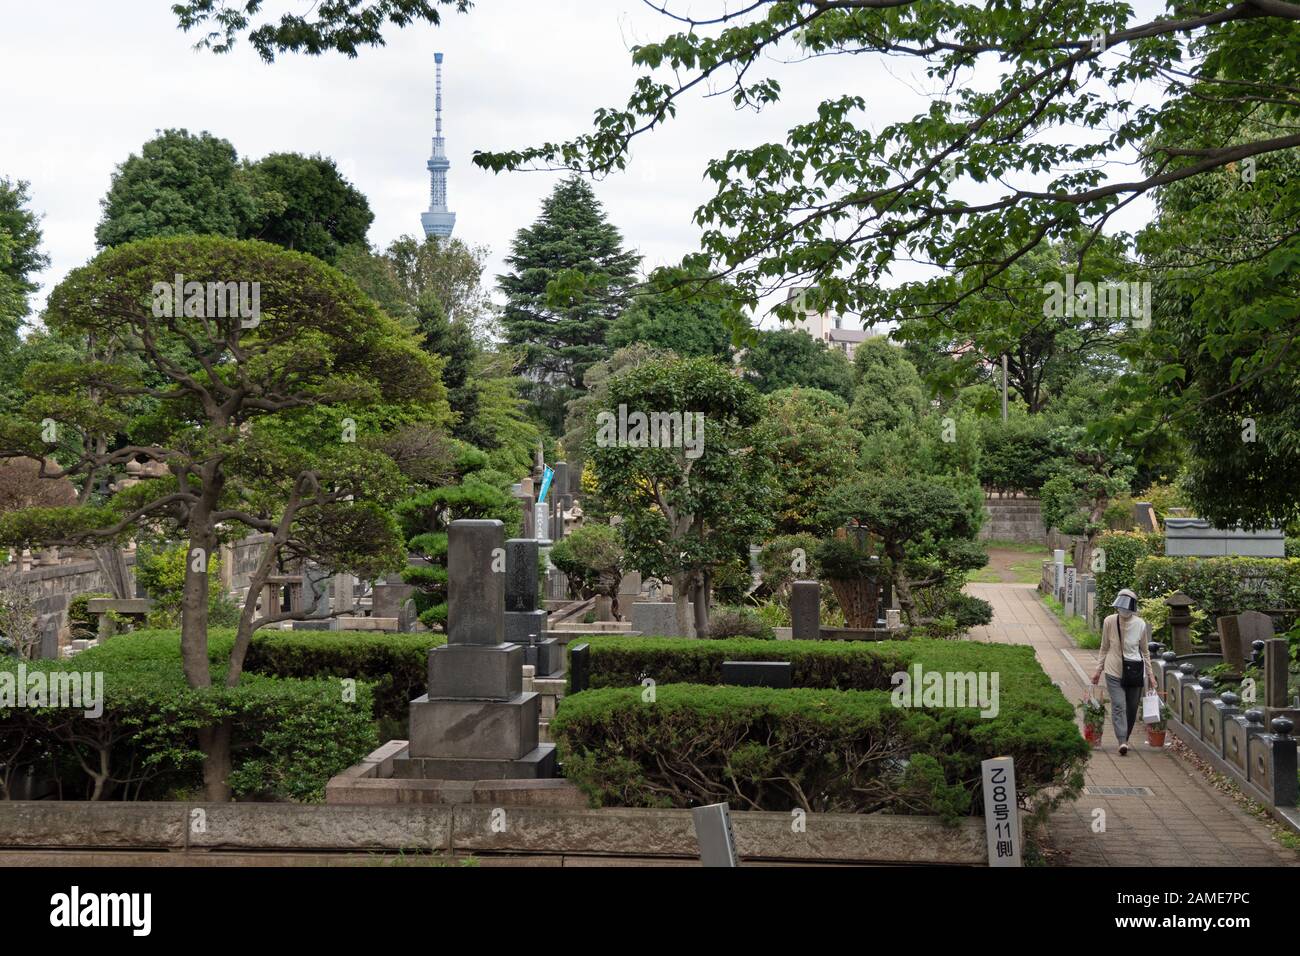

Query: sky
[1,0,1159,329]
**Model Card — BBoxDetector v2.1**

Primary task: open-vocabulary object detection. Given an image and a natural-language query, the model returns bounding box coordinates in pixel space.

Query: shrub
[703,606,775,640]
[134,543,239,629]
[79,628,444,731]
[553,638,1086,819]
[1093,530,1155,611]
[757,533,819,599]
[549,523,625,602]
[1133,556,1300,626]
[0,656,377,802]
[950,593,993,629]
[978,415,1056,495]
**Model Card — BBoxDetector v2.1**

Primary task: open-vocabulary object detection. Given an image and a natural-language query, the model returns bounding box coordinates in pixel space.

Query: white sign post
[1064,566,1077,616]
[1053,549,1066,600]
[691,802,739,867]
[980,756,1022,867]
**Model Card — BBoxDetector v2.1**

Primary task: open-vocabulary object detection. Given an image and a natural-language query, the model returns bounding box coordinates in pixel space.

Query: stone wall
[979,495,1046,543]
[0,555,136,657]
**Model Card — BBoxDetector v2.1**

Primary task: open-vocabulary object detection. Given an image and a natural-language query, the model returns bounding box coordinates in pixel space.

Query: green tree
[560,343,666,476]
[752,387,862,536]
[1039,426,1135,571]
[892,238,1133,414]
[95,130,261,248]
[850,337,926,434]
[549,523,626,610]
[740,329,854,402]
[821,476,985,625]
[0,235,451,799]
[498,176,639,431]
[246,152,373,264]
[477,4,1300,351]
[173,0,471,61]
[588,356,774,636]
[396,444,520,629]
[608,265,737,360]
[0,178,49,408]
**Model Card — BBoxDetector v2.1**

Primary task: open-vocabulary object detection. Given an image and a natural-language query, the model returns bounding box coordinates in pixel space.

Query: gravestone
[1064,567,1077,616]
[790,580,820,640]
[400,519,556,779]
[1218,615,1247,673]
[721,661,793,688]
[1133,501,1159,533]
[569,643,590,693]
[631,600,694,637]
[504,538,561,676]
[1052,550,1065,601]
[372,580,415,620]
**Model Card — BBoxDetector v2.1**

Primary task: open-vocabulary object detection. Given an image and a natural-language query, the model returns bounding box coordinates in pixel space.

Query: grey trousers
[1106,675,1141,744]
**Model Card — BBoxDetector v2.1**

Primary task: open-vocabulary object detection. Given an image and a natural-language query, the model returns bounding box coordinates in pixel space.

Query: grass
[1041,593,1101,649]
[982,539,1050,554]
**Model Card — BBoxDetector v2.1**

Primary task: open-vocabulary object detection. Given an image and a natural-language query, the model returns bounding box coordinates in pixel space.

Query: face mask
[1117,609,1134,620]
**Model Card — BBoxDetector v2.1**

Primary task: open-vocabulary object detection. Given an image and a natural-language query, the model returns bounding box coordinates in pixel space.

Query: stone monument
[394,519,556,779]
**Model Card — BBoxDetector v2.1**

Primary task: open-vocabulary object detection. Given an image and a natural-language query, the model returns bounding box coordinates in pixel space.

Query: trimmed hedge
[553,682,1086,820]
[555,636,1087,817]
[1094,530,1161,612]
[1133,556,1300,626]
[0,658,376,802]
[77,628,445,728]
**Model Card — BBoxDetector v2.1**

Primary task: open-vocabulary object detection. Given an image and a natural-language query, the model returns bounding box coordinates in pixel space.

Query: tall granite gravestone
[505,537,562,676]
[397,519,556,779]
[790,580,820,640]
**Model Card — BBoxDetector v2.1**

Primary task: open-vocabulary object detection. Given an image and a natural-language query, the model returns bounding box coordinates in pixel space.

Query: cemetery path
[966,582,1300,867]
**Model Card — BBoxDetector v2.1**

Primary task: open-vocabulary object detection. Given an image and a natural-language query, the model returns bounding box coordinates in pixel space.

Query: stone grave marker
[399,519,556,779]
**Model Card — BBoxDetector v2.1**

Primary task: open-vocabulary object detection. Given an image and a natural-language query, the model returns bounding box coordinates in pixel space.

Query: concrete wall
[0,801,990,864]
[979,496,1046,543]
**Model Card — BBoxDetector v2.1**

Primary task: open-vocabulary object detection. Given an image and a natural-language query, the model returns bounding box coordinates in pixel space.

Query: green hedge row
[77,628,444,729]
[556,636,1087,817]
[1093,530,1164,612]
[1133,556,1300,622]
[0,658,376,802]
[553,682,1086,820]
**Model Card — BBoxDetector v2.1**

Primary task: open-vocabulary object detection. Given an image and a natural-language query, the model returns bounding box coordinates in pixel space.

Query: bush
[78,628,444,732]
[950,593,993,629]
[756,534,820,599]
[553,637,1086,818]
[0,656,377,802]
[134,543,240,629]
[549,523,624,601]
[978,415,1056,495]
[1093,530,1156,611]
[704,606,776,640]
[1132,556,1300,630]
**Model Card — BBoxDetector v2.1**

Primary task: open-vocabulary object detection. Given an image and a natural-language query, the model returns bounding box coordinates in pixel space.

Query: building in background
[787,287,876,360]
[420,52,456,240]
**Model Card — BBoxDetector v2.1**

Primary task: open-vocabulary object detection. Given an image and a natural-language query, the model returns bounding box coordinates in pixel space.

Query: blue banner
[537,466,555,504]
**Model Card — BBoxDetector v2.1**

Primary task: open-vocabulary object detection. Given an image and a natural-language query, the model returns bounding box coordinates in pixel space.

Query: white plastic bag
[1142,692,1161,722]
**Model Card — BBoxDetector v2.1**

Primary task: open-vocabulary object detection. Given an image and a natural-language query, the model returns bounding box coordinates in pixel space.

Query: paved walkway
[966,582,1298,867]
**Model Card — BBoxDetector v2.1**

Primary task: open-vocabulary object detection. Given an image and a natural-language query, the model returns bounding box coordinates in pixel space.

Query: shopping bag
[1142,692,1161,722]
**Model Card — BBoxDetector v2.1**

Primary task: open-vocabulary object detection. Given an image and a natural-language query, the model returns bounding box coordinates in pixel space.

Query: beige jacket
[1095,613,1154,682]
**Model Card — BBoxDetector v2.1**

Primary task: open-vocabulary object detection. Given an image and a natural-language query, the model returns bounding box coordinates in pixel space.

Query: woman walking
[1090,588,1157,755]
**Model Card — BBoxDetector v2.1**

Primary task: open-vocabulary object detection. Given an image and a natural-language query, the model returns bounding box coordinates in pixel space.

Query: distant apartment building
[787,288,877,360]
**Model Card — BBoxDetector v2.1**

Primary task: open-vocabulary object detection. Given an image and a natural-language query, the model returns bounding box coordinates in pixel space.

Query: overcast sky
[2,0,1158,329]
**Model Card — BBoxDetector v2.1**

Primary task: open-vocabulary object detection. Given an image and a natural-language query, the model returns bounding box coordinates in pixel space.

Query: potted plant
[1078,694,1107,748]
[1146,696,1171,748]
